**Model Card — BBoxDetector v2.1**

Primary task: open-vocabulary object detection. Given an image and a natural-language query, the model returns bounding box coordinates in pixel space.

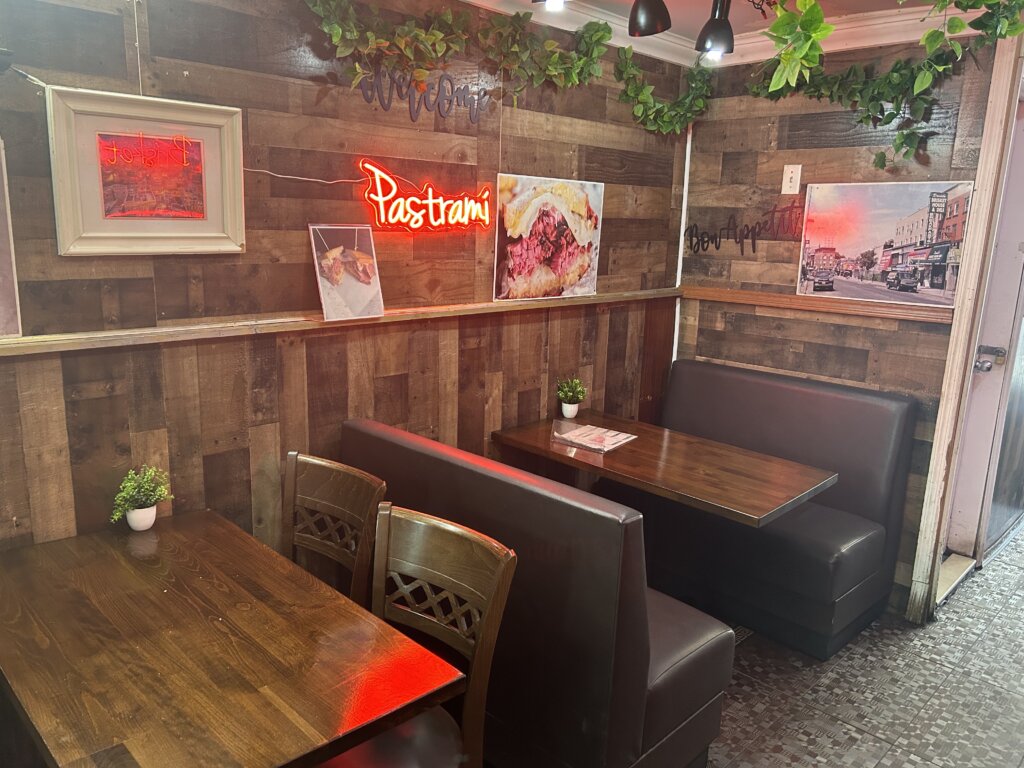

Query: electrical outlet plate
[782,164,801,194]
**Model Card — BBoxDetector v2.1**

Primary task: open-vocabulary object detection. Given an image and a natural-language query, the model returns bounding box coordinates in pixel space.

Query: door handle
[975,358,994,372]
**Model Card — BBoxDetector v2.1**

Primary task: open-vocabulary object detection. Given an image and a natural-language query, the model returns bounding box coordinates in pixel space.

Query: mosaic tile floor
[710,527,1024,768]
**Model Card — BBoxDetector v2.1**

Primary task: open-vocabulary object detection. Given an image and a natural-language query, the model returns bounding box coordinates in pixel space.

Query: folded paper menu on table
[551,422,638,453]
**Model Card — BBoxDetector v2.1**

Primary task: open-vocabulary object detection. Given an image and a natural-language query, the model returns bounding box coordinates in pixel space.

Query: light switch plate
[782,164,802,194]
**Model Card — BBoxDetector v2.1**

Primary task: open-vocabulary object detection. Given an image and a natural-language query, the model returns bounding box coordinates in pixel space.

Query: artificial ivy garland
[752,0,1024,168]
[306,0,1024,167]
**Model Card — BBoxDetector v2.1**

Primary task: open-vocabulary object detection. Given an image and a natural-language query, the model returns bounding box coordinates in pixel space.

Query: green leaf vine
[476,14,611,101]
[751,0,1024,168]
[306,0,471,89]
[614,48,713,134]
[305,0,1024,163]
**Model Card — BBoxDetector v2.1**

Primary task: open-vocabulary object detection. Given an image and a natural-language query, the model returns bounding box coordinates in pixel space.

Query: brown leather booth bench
[339,419,734,768]
[648,360,917,660]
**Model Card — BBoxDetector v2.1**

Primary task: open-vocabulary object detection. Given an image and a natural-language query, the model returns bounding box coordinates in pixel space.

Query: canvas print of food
[308,225,384,321]
[494,174,604,301]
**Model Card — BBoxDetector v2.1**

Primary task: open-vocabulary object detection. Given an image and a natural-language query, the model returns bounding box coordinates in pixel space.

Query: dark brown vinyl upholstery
[659,360,917,659]
[339,419,734,768]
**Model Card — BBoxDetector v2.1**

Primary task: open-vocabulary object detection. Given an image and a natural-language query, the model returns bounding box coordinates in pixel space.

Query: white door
[946,93,1024,560]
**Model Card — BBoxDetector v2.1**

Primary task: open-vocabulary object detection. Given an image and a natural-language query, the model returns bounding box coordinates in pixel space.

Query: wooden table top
[492,411,838,527]
[0,512,465,768]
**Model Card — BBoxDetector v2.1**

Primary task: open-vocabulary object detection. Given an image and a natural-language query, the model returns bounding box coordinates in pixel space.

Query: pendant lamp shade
[695,0,734,54]
[628,0,672,37]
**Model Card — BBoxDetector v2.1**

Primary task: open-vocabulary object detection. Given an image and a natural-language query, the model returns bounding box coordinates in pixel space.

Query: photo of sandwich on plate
[308,225,384,321]
[494,174,604,301]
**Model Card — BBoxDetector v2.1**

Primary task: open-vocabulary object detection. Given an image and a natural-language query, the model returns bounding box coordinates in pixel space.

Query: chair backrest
[282,451,386,607]
[373,502,516,768]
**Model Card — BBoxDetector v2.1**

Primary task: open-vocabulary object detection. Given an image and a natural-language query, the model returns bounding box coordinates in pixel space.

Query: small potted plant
[556,376,587,419]
[110,465,172,532]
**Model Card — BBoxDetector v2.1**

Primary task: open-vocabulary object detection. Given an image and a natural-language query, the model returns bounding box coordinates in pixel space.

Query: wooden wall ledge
[0,288,680,358]
[680,286,955,325]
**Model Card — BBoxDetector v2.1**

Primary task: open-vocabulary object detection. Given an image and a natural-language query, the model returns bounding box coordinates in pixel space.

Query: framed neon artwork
[46,86,244,256]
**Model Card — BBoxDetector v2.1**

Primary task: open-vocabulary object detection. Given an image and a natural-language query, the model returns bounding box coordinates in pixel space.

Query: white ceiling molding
[724,6,985,66]
[460,0,984,71]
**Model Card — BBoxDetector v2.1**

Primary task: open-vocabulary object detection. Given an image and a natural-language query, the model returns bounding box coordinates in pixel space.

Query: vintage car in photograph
[886,265,920,292]
[811,269,835,291]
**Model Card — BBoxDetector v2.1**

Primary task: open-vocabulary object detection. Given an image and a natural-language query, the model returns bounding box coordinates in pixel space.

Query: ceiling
[547,0,930,39]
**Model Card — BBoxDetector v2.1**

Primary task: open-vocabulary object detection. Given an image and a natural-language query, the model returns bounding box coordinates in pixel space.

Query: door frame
[908,37,1024,624]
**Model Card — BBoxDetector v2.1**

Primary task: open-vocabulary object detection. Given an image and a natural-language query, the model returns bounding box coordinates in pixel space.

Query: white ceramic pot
[560,402,580,419]
[126,505,157,532]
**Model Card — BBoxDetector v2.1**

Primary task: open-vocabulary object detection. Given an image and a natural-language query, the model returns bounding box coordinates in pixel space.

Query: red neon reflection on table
[359,158,491,233]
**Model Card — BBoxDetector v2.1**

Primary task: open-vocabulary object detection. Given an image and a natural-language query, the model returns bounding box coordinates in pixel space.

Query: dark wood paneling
[0,0,129,79]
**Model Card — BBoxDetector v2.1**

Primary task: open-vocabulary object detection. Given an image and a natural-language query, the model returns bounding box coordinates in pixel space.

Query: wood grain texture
[492,410,837,526]
[0,302,662,549]
[0,0,683,337]
[0,512,465,767]
[681,43,993,611]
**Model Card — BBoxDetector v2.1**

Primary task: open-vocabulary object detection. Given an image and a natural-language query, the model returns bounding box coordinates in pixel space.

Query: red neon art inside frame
[97,132,206,220]
[358,158,490,233]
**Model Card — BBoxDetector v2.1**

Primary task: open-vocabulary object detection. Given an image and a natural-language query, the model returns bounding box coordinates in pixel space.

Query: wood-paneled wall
[680,43,995,610]
[0,0,682,548]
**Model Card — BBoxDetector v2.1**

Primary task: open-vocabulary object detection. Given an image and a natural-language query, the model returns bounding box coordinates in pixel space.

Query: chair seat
[320,706,464,768]
[723,502,886,602]
[643,588,734,752]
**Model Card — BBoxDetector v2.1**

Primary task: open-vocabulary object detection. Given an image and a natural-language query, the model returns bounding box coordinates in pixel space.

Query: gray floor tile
[801,644,954,743]
[963,613,1024,695]
[856,600,995,666]
[726,706,892,768]
[876,746,944,768]
[948,559,1024,612]
[731,633,837,699]
[895,671,1024,768]
[711,671,799,768]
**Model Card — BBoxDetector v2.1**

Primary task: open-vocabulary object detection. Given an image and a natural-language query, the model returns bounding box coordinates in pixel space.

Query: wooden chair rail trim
[0,288,680,359]
[680,285,955,325]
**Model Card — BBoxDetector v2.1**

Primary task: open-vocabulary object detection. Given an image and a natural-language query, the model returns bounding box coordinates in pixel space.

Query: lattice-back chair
[322,502,516,768]
[282,451,386,608]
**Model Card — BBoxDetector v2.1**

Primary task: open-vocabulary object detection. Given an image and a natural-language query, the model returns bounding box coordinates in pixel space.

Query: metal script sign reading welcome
[358,64,492,124]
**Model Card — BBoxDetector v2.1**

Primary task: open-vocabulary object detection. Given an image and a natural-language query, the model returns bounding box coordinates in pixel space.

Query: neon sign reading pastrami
[358,159,490,233]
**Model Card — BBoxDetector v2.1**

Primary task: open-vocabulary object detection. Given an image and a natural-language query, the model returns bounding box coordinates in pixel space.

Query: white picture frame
[0,137,22,338]
[46,86,244,256]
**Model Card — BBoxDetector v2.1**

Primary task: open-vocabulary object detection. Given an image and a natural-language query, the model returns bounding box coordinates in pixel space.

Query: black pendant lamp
[628,0,672,37]
[695,0,734,56]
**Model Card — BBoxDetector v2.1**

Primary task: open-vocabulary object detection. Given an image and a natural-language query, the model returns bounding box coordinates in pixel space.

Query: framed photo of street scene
[797,181,975,308]
[46,86,244,256]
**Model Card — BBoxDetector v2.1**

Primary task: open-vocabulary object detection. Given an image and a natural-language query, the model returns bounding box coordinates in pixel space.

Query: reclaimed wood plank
[15,355,76,542]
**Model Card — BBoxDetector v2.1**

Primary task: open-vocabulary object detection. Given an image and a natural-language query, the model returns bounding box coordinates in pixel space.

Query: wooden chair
[323,502,517,768]
[282,451,386,607]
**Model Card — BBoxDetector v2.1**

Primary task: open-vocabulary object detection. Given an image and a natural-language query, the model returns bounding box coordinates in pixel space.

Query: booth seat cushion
[724,502,886,603]
[643,588,734,752]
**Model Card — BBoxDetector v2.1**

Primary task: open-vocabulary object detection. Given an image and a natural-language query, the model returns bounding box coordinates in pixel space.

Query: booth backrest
[662,360,916,534]
[339,419,650,768]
